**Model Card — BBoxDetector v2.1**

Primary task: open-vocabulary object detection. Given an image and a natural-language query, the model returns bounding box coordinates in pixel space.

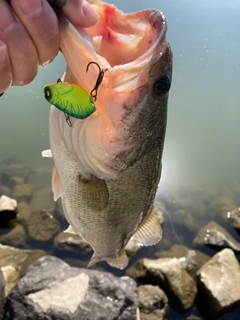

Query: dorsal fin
[131,206,162,246]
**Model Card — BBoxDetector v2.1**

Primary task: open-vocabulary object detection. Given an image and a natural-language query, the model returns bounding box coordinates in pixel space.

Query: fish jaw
[54,2,170,179]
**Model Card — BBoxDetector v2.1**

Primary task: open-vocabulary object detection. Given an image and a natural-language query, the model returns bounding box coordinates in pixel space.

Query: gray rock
[127,257,197,311]
[0,269,5,319]
[194,221,240,250]
[0,195,18,223]
[9,176,24,188]
[155,244,210,273]
[30,186,56,214]
[0,223,26,247]
[4,255,137,320]
[137,285,168,320]
[26,209,61,242]
[12,184,33,202]
[227,207,240,230]
[54,232,92,255]
[197,248,240,316]
[0,244,46,277]
[204,228,240,252]
[1,266,20,297]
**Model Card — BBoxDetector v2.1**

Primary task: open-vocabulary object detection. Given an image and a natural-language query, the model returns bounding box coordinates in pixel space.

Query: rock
[227,207,240,230]
[137,285,168,320]
[1,266,20,297]
[172,209,198,233]
[4,255,137,320]
[194,221,240,251]
[197,248,240,316]
[0,244,46,276]
[154,244,210,274]
[125,239,142,257]
[53,232,92,255]
[26,209,61,242]
[30,186,56,214]
[17,201,32,225]
[0,195,18,223]
[204,228,240,252]
[127,257,197,311]
[0,268,5,319]
[0,223,26,247]
[12,184,33,202]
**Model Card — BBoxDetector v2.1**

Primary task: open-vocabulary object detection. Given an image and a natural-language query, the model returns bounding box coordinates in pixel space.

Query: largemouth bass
[44,0,172,269]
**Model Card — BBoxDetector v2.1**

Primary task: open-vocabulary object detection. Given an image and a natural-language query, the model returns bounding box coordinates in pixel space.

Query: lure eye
[154,75,171,95]
[44,86,52,101]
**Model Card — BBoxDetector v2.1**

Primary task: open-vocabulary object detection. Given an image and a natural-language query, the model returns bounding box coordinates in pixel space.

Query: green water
[0,0,240,319]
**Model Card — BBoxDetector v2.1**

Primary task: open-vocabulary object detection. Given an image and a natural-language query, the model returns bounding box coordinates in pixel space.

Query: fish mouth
[59,2,168,93]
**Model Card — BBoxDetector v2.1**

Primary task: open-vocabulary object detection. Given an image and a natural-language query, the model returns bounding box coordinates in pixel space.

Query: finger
[63,0,99,27]
[0,1,38,86]
[0,41,12,93]
[11,0,59,65]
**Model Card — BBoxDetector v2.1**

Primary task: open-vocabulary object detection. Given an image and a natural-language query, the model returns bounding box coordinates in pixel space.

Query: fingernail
[82,1,100,25]
[19,0,43,16]
[0,41,7,65]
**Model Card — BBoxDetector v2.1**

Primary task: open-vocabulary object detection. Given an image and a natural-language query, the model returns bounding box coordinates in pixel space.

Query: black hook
[86,62,108,103]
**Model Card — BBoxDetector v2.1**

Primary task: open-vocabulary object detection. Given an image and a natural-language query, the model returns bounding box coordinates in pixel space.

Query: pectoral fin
[52,166,62,201]
[79,176,109,211]
[132,206,162,246]
[87,252,102,268]
[42,149,52,157]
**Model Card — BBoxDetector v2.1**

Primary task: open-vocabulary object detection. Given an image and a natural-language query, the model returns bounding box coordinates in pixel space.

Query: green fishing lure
[44,81,96,120]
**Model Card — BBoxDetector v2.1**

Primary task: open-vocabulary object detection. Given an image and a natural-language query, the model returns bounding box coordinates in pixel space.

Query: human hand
[0,0,99,93]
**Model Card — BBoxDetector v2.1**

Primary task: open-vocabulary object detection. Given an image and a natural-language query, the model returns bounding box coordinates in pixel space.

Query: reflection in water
[0,0,239,319]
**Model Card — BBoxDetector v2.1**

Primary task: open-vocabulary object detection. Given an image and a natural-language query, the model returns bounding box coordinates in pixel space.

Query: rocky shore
[0,159,240,319]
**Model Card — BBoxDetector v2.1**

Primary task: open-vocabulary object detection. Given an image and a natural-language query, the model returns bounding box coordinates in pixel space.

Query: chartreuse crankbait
[43,62,108,126]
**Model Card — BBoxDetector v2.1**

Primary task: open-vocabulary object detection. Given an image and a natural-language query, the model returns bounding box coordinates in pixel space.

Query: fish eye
[44,87,52,100]
[154,75,171,95]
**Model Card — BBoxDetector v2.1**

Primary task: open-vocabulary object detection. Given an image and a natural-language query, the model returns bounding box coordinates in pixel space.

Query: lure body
[44,82,96,119]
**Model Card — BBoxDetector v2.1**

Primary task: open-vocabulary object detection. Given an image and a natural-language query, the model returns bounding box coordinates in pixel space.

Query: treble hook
[86,62,108,104]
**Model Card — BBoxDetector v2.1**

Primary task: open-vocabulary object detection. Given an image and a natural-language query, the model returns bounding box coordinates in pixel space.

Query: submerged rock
[30,186,56,214]
[0,195,18,224]
[194,221,240,251]
[0,244,46,277]
[4,255,137,320]
[12,184,33,202]
[137,285,168,320]
[227,207,240,230]
[1,164,31,183]
[197,248,240,316]
[54,232,92,255]
[0,223,26,247]
[17,201,32,225]
[127,257,197,311]
[205,228,240,252]
[26,209,61,242]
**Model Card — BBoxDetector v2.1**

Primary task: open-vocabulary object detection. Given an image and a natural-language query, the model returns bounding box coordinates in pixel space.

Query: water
[0,0,240,319]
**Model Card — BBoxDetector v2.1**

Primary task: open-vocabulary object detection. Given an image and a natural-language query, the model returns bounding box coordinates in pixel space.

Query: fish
[43,0,173,269]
